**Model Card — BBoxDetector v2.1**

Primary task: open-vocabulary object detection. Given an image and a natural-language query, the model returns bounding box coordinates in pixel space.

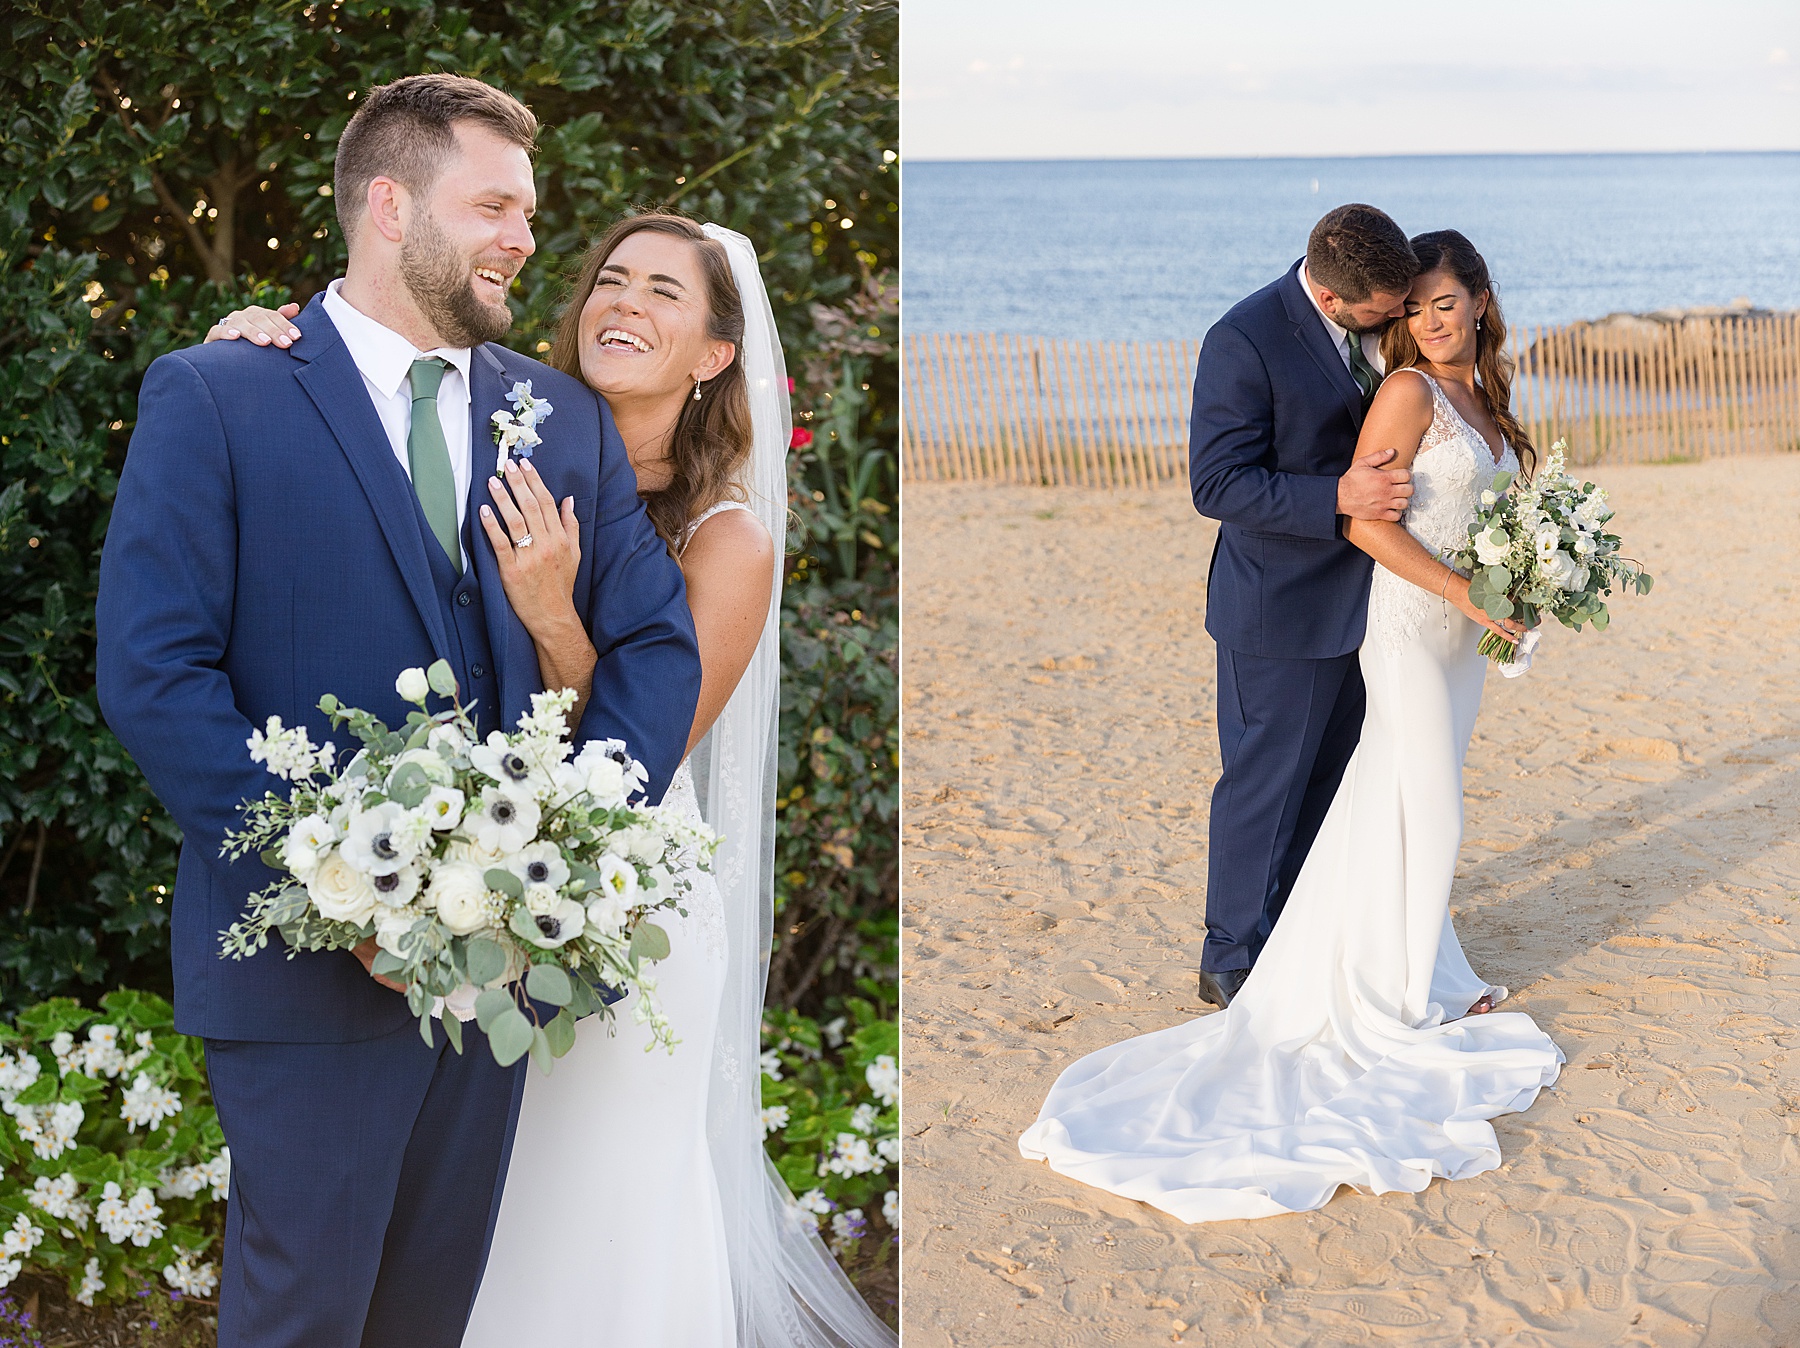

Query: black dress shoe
[1195,967,1250,1010]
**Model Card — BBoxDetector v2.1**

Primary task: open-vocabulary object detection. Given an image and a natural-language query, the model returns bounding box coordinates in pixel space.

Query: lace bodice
[1368,370,1519,654]
[677,498,754,557]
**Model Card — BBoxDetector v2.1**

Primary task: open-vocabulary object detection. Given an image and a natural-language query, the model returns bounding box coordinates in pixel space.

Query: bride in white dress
[210,218,895,1344]
[1020,230,1565,1223]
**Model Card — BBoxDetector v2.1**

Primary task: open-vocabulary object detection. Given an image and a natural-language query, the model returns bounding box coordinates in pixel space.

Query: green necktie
[407,357,461,572]
[1345,334,1379,402]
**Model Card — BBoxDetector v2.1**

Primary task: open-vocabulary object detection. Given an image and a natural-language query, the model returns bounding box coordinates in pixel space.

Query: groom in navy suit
[1189,205,1420,1007]
[96,76,699,1346]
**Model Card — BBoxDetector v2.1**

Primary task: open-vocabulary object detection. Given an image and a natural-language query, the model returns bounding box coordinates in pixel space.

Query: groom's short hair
[334,74,538,245]
[1306,205,1418,304]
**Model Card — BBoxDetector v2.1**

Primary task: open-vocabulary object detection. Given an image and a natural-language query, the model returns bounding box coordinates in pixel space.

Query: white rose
[470,786,540,854]
[1472,528,1511,567]
[306,852,377,925]
[428,862,491,936]
[420,786,466,831]
[395,667,430,703]
[579,753,627,807]
[1479,489,1497,508]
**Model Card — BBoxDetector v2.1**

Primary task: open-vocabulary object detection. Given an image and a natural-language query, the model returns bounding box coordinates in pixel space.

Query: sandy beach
[900,454,1800,1347]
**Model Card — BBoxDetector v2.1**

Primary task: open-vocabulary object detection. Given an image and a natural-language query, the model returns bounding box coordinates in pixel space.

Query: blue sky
[902,0,1800,160]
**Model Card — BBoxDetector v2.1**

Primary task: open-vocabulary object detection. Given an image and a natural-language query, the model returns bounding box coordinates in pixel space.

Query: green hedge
[0,0,896,1310]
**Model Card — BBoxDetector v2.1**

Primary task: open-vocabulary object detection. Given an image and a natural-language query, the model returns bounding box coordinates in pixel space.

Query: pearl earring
[693,378,704,401]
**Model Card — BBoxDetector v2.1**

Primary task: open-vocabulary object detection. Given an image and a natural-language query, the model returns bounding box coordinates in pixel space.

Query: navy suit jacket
[96,294,700,1043]
[1188,261,1376,660]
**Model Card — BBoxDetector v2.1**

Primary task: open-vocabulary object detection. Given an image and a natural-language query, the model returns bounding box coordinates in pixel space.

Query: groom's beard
[400,209,513,348]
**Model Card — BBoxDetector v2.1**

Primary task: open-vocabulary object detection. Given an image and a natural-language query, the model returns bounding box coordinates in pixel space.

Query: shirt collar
[1297,262,1351,349]
[322,278,473,399]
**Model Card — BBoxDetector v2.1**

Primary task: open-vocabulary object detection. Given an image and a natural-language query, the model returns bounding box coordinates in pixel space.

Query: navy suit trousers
[206,1019,527,1348]
[1203,646,1366,973]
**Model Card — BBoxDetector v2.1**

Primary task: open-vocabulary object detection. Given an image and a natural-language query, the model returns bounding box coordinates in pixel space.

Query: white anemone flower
[509,841,571,892]
[522,892,588,949]
[340,802,419,876]
[369,863,423,908]
[471,785,540,853]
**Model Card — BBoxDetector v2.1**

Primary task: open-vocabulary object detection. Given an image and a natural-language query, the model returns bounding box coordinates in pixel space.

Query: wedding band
[517,533,535,548]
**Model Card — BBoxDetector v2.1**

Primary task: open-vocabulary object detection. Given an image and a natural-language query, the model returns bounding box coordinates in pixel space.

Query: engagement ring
[517,533,535,548]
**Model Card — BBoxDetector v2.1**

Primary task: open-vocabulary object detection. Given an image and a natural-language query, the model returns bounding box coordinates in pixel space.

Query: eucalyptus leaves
[220,660,714,1069]
[1447,442,1654,665]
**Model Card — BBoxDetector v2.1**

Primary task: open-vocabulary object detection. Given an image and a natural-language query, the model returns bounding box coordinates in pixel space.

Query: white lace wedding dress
[464,754,735,1344]
[1019,369,1565,1222]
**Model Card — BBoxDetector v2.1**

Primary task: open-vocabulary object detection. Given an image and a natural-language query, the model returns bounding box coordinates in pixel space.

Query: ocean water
[905,153,1800,340]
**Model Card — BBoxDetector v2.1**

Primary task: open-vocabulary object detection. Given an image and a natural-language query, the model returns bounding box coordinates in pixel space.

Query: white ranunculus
[470,785,540,854]
[1472,528,1511,567]
[369,863,422,908]
[572,746,627,807]
[372,905,420,959]
[395,667,430,703]
[446,834,508,869]
[509,841,570,892]
[428,862,491,936]
[522,893,588,949]
[280,814,337,877]
[388,748,454,789]
[1479,489,1497,508]
[306,852,377,925]
[1541,549,1582,591]
[340,802,419,876]
[420,786,466,831]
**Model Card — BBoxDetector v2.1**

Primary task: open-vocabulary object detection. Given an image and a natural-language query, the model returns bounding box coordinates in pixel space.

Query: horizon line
[902,147,1800,166]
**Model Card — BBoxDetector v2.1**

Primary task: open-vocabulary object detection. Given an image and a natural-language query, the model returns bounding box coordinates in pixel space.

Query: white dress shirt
[321,278,474,529]
[1298,262,1387,377]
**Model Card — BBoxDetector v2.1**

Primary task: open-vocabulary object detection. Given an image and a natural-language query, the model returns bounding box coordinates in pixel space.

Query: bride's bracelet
[1439,568,1454,599]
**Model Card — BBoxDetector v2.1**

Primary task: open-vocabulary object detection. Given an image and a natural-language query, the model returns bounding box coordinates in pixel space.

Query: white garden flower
[471,785,540,853]
[882,1189,898,1227]
[157,1147,230,1203]
[760,1105,791,1135]
[428,861,494,936]
[851,1102,880,1135]
[395,666,431,703]
[75,1256,105,1306]
[593,853,639,903]
[306,850,377,924]
[389,747,455,789]
[420,785,466,831]
[96,1182,164,1246]
[1479,489,1497,508]
[470,731,544,789]
[49,1032,78,1075]
[865,1054,898,1107]
[1,1213,44,1259]
[508,841,571,892]
[28,1172,91,1227]
[1533,523,1563,563]
[877,1136,900,1166]
[793,1188,833,1228]
[759,1049,784,1082]
[370,863,423,909]
[120,1072,182,1132]
[428,722,470,758]
[822,1132,882,1178]
[341,801,422,875]
[9,1101,83,1159]
[570,741,629,807]
[0,1048,41,1108]
[163,1247,220,1298]
[519,687,578,741]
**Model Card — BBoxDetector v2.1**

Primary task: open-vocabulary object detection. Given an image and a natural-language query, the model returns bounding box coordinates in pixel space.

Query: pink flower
[786,376,796,394]
[790,427,813,450]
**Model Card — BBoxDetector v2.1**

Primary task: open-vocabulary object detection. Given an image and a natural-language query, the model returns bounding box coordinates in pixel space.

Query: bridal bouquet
[1447,441,1654,665]
[219,661,714,1069]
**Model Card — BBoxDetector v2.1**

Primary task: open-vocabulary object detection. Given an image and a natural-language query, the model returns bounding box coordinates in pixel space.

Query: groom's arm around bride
[95,74,699,1348]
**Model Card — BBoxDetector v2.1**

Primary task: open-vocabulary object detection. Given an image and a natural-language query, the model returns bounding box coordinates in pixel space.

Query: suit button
[457,591,472,607]
[471,664,486,679]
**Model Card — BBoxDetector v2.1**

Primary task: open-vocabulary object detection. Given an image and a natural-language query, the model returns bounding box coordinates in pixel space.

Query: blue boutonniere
[490,380,553,475]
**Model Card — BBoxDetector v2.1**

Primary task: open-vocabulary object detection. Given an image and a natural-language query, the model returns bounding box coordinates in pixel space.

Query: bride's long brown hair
[547,213,753,547]
[1380,230,1537,477]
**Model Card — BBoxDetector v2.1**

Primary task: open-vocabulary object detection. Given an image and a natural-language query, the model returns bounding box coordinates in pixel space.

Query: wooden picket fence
[902,314,1800,484]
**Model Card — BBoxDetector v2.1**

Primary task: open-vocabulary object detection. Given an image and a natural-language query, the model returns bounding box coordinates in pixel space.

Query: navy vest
[419,504,500,735]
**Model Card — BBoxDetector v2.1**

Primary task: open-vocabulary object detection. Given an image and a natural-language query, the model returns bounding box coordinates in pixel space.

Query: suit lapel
[466,345,537,728]
[289,297,451,660]
[1280,263,1369,431]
